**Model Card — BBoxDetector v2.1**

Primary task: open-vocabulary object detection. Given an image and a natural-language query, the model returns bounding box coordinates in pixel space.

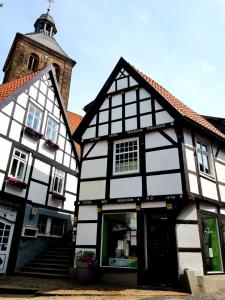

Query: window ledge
[44,139,60,151]
[24,126,43,140]
[6,177,27,189]
[199,172,216,182]
[50,191,66,201]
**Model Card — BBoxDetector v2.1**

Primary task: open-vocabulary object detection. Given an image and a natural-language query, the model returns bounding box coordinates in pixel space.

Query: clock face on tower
[41,55,50,63]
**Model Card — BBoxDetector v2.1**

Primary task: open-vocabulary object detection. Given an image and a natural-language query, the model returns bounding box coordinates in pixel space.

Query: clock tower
[2,10,75,108]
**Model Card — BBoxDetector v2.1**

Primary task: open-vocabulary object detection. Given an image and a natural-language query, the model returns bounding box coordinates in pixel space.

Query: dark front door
[146,213,177,285]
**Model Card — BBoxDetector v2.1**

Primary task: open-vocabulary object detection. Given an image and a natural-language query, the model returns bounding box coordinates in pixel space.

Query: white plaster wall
[56,150,63,164]
[185,149,196,172]
[219,185,225,202]
[108,82,116,93]
[76,223,97,245]
[17,93,28,108]
[155,111,174,125]
[47,196,62,209]
[125,89,136,103]
[140,100,151,114]
[0,138,12,171]
[129,77,138,86]
[99,111,109,123]
[146,148,180,172]
[0,173,5,190]
[111,121,122,134]
[100,99,109,110]
[111,94,122,107]
[188,173,199,194]
[79,180,106,200]
[2,102,14,116]
[64,193,76,211]
[28,181,48,204]
[117,77,128,90]
[5,184,26,198]
[110,177,142,198]
[78,205,98,220]
[183,128,193,147]
[139,88,151,99]
[125,103,137,117]
[125,118,137,131]
[102,203,136,210]
[65,174,78,194]
[145,131,172,149]
[147,173,182,195]
[82,127,96,140]
[140,115,152,128]
[0,112,10,135]
[81,158,107,179]
[98,124,108,136]
[32,159,50,183]
[83,143,93,157]
[21,135,38,151]
[215,162,225,183]
[199,203,217,213]
[200,177,218,200]
[217,149,225,163]
[111,107,122,120]
[141,201,166,208]
[9,121,22,142]
[38,140,55,160]
[178,252,204,276]
[154,100,163,110]
[177,203,198,221]
[13,104,25,123]
[176,224,201,248]
[90,116,96,126]
[87,141,108,157]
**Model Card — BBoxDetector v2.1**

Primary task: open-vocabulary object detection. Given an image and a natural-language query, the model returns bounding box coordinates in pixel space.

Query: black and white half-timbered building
[73,57,225,286]
[0,65,79,275]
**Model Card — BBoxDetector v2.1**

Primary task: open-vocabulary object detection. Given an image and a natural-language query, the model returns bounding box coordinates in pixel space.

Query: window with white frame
[9,149,28,180]
[53,169,65,194]
[114,138,139,174]
[26,102,42,132]
[37,215,48,234]
[196,140,212,175]
[45,117,59,143]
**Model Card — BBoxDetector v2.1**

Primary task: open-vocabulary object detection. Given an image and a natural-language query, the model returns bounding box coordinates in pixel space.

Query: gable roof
[0,71,39,102]
[67,111,83,156]
[74,57,225,142]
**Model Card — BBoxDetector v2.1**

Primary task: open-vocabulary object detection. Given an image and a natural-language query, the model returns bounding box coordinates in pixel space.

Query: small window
[50,218,65,236]
[26,103,42,132]
[37,215,48,234]
[53,63,60,82]
[113,138,139,174]
[196,141,211,175]
[28,54,39,71]
[45,117,59,143]
[9,149,28,180]
[53,169,65,194]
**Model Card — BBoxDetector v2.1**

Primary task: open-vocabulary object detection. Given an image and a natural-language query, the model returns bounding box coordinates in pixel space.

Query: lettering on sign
[0,206,17,222]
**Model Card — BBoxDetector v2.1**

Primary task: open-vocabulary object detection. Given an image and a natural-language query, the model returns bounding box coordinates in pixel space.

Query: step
[21,267,68,275]
[38,254,71,259]
[16,271,68,279]
[44,250,72,255]
[27,262,70,269]
[32,258,72,264]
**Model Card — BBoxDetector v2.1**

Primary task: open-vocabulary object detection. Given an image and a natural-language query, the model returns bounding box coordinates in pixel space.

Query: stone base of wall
[100,272,137,287]
[197,274,225,294]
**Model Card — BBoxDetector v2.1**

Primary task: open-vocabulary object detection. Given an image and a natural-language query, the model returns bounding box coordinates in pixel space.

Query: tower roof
[34,11,57,36]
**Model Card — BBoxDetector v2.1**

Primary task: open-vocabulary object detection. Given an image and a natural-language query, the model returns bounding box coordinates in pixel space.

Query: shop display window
[101,212,137,268]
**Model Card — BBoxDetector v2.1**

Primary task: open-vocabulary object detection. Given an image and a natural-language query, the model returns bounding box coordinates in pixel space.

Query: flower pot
[76,262,98,284]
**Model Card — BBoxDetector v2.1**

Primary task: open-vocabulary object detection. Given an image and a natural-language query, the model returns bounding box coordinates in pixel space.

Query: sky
[0,0,225,117]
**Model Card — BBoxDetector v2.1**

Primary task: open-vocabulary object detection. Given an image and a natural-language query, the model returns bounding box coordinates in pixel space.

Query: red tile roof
[133,67,225,140]
[67,111,83,156]
[0,71,39,101]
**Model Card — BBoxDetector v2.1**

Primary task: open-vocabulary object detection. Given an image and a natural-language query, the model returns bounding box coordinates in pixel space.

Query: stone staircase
[17,238,74,279]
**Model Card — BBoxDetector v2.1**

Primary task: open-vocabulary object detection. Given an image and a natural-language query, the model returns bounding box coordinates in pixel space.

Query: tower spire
[47,0,55,14]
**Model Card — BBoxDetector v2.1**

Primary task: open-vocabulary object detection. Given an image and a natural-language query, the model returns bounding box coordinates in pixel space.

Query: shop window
[9,149,28,180]
[50,218,65,236]
[26,102,42,132]
[53,169,65,194]
[45,117,59,143]
[196,141,212,175]
[53,63,60,82]
[113,138,139,174]
[37,215,48,234]
[28,54,39,71]
[101,213,137,268]
[201,215,223,272]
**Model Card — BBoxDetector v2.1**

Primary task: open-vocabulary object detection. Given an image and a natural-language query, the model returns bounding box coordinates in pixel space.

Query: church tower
[2,8,75,108]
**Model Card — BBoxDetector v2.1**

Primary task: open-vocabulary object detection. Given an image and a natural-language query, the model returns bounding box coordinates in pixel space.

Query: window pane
[58,178,63,194]
[10,159,18,177]
[203,154,210,174]
[17,162,25,179]
[201,215,222,272]
[101,213,137,268]
[53,176,59,192]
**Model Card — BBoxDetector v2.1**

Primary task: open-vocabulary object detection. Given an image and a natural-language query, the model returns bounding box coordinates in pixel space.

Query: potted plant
[24,126,43,140]
[44,139,60,151]
[6,177,27,189]
[51,192,66,201]
[75,250,98,284]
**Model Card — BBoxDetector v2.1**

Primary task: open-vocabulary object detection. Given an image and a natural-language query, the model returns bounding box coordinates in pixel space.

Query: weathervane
[46,0,55,14]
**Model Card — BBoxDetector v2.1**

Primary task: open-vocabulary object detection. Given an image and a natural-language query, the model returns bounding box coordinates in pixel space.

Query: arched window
[39,22,44,32]
[53,63,60,82]
[28,53,39,71]
[45,23,52,36]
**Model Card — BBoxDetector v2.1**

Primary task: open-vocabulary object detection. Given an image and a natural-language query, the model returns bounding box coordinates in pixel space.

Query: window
[101,213,137,268]
[201,215,223,272]
[53,169,65,194]
[9,149,28,180]
[50,218,65,236]
[196,141,211,175]
[37,215,48,234]
[28,54,39,71]
[26,103,42,132]
[113,138,139,174]
[53,63,61,82]
[45,117,59,143]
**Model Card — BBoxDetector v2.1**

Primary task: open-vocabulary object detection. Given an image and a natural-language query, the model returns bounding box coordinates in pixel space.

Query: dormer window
[28,54,39,71]
[53,63,60,82]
